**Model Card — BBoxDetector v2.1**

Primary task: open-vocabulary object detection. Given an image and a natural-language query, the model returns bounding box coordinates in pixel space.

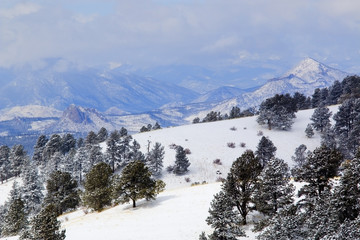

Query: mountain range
[0,58,351,150]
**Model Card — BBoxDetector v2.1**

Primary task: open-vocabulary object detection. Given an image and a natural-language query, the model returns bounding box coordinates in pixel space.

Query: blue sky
[0,0,360,80]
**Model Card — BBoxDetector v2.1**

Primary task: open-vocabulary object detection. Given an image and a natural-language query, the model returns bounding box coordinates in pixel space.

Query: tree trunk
[132,199,136,208]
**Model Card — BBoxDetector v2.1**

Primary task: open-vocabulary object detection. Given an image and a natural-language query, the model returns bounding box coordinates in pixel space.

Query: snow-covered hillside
[0,105,339,240]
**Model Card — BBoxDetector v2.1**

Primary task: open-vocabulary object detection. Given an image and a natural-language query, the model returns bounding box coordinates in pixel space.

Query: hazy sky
[1,0,360,74]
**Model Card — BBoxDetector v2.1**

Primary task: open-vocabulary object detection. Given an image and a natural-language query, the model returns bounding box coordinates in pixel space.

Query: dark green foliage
[23,204,65,240]
[44,171,80,216]
[153,122,161,130]
[146,142,165,177]
[206,191,246,240]
[83,162,113,211]
[42,134,62,161]
[173,146,191,175]
[96,127,108,143]
[294,145,343,196]
[340,75,360,101]
[202,111,222,122]
[113,160,165,208]
[0,145,11,183]
[293,92,310,110]
[199,232,208,240]
[312,88,322,108]
[305,123,314,138]
[254,158,294,217]
[193,117,200,124]
[32,135,48,166]
[119,127,128,137]
[85,131,97,145]
[61,133,76,154]
[229,106,241,119]
[311,105,332,132]
[2,198,27,236]
[328,80,343,105]
[9,144,28,177]
[255,136,277,167]
[257,94,296,130]
[223,150,262,225]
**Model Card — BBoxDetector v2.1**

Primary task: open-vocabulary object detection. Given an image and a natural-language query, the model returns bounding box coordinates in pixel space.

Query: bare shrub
[169,143,177,149]
[202,181,208,185]
[243,127,247,130]
[230,126,237,131]
[185,177,191,183]
[213,159,222,165]
[240,142,246,148]
[184,148,191,154]
[191,182,201,186]
[216,177,225,182]
[227,142,236,148]
[166,165,174,173]
[257,130,263,136]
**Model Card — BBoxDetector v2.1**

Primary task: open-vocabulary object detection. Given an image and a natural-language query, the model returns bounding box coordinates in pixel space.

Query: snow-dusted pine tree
[310,105,332,132]
[173,146,191,175]
[206,191,246,240]
[255,136,277,167]
[146,142,165,177]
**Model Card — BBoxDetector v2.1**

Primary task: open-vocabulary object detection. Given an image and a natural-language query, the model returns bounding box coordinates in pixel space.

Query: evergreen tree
[32,135,48,167]
[321,125,337,149]
[73,146,88,183]
[44,171,80,216]
[113,160,165,208]
[106,130,121,172]
[340,75,360,101]
[84,145,104,173]
[311,105,332,132]
[223,150,262,225]
[294,145,343,197]
[291,144,308,167]
[83,162,113,211]
[126,139,145,164]
[96,127,108,143]
[312,88,322,108]
[152,122,161,130]
[21,159,44,215]
[119,127,128,137]
[320,87,329,105]
[85,131,97,145]
[321,217,360,240]
[2,198,28,237]
[255,136,277,167]
[173,146,191,175]
[229,106,241,119]
[42,134,62,162]
[23,204,65,240]
[257,94,296,130]
[254,158,294,217]
[9,144,28,177]
[45,151,63,177]
[146,142,165,177]
[60,133,76,155]
[328,80,343,105]
[293,92,309,110]
[305,123,314,138]
[206,191,246,240]
[199,232,208,240]
[0,145,11,183]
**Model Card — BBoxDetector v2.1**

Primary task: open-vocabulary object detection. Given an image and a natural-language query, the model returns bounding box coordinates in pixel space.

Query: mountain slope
[0,66,198,113]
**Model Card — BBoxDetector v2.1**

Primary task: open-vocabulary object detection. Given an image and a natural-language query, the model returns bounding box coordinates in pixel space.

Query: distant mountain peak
[282,57,347,84]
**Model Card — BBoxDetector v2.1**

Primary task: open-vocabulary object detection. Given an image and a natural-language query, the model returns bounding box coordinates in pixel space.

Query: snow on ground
[0,105,340,240]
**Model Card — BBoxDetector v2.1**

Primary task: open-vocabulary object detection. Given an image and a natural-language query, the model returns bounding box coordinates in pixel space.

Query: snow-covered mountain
[189,58,348,119]
[0,64,198,113]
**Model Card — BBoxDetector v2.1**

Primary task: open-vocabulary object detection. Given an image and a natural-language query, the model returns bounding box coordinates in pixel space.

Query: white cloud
[0,3,40,19]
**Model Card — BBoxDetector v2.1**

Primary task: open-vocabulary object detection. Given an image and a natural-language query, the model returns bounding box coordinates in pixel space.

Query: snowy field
[0,105,339,240]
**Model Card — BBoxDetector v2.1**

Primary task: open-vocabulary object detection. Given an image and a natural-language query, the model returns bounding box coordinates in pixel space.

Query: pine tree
[0,145,11,183]
[327,80,343,105]
[152,122,161,130]
[223,150,262,225]
[44,171,80,216]
[229,106,241,119]
[321,125,337,149]
[32,135,48,167]
[84,145,104,173]
[146,142,165,177]
[206,191,246,240]
[96,127,108,143]
[310,105,332,132]
[21,159,44,215]
[85,131,97,145]
[254,158,294,217]
[305,123,314,138]
[23,204,65,240]
[45,151,63,177]
[9,144,28,177]
[2,198,28,237]
[113,160,165,208]
[83,162,113,211]
[257,94,296,130]
[73,146,88,183]
[199,232,208,240]
[255,136,277,167]
[60,133,76,155]
[312,88,322,108]
[119,127,128,137]
[42,134,62,162]
[173,146,191,175]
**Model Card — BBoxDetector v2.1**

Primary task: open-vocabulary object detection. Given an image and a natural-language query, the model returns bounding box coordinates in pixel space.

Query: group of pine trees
[200,75,360,239]
[0,126,170,239]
